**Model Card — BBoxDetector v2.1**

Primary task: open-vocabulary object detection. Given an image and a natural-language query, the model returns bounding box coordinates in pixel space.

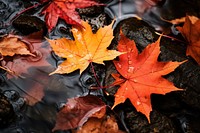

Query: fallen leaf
[53,95,106,131]
[1,31,53,78]
[0,32,54,105]
[41,0,104,31]
[112,31,184,122]
[177,16,200,65]
[74,115,124,133]
[161,15,199,25]
[0,35,34,57]
[47,20,122,74]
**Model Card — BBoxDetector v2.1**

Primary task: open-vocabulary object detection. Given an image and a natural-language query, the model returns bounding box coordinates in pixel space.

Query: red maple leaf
[112,31,185,122]
[53,95,106,131]
[41,0,104,31]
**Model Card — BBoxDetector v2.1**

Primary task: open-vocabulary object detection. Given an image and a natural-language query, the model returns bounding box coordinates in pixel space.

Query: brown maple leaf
[47,20,122,75]
[0,35,34,58]
[53,95,106,131]
[41,0,104,31]
[1,32,54,105]
[74,115,124,133]
[176,16,200,65]
[1,31,53,78]
[112,31,185,122]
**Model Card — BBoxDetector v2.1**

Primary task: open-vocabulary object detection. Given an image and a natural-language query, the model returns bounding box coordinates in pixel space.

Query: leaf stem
[90,62,102,89]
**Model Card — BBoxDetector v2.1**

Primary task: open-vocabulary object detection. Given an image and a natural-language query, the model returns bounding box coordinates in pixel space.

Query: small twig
[155,31,187,44]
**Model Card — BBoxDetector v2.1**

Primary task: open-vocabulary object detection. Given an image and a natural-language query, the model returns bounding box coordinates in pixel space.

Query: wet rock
[159,38,187,62]
[168,60,200,110]
[3,90,25,112]
[125,110,176,133]
[0,92,15,128]
[12,15,46,35]
[117,102,177,133]
[114,17,158,51]
[77,3,110,32]
[81,13,110,32]
[105,16,200,133]
[77,6,104,16]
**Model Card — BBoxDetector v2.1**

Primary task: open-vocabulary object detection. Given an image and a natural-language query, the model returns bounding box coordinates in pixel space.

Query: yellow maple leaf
[47,20,122,74]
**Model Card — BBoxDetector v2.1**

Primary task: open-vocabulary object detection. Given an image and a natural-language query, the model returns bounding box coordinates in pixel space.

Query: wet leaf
[162,15,199,25]
[41,0,104,31]
[48,20,122,75]
[177,16,200,65]
[53,95,106,131]
[1,31,53,78]
[0,35,34,57]
[74,115,124,133]
[112,31,184,122]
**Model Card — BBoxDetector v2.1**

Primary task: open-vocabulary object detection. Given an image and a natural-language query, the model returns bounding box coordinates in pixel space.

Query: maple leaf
[53,95,106,131]
[176,16,200,65]
[1,31,53,78]
[41,0,104,31]
[0,35,34,58]
[162,15,199,25]
[1,32,54,105]
[47,20,122,74]
[74,115,124,133]
[112,31,184,122]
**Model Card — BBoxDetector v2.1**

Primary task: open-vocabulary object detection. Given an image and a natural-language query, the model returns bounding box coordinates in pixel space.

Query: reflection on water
[105,0,200,32]
[105,0,164,29]
[0,0,200,132]
[0,44,103,133]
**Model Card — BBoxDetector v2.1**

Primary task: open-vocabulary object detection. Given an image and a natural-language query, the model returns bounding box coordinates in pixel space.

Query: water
[105,0,167,30]
[0,0,200,132]
[0,0,104,132]
[105,0,200,32]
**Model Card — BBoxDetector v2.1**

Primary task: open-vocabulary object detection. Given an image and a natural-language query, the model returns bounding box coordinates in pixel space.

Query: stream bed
[1,0,200,133]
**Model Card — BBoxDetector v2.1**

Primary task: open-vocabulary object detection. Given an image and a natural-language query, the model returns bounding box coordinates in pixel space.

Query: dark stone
[77,6,104,16]
[12,15,46,35]
[81,13,109,33]
[114,17,158,51]
[0,92,15,128]
[117,102,177,133]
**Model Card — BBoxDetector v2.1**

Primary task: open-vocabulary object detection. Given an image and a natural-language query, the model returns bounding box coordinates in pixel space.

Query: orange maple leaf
[47,20,122,74]
[112,31,184,122]
[176,16,200,65]
[0,35,34,57]
[41,0,104,31]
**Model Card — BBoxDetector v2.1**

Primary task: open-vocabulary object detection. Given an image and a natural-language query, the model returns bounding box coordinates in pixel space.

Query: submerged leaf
[0,35,34,57]
[2,31,53,78]
[53,95,106,131]
[74,115,124,133]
